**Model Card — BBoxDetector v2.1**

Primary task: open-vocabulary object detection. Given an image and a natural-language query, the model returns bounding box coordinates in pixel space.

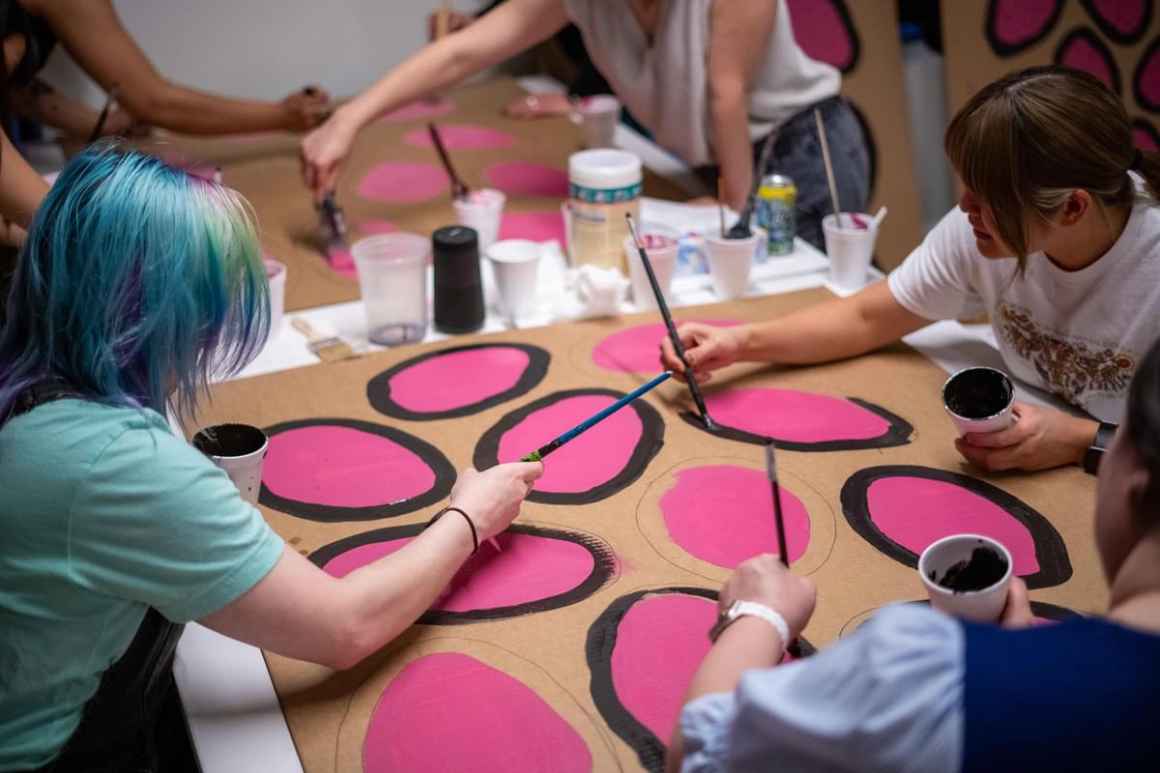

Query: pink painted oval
[703,387,906,447]
[378,96,455,123]
[358,161,449,203]
[785,0,857,72]
[326,220,400,279]
[660,465,810,568]
[500,210,567,243]
[365,652,591,773]
[592,320,740,373]
[1135,38,1160,111]
[313,525,612,619]
[259,419,455,521]
[1056,28,1120,93]
[1082,0,1151,42]
[484,161,569,198]
[404,123,516,150]
[840,466,1072,588]
[367,344,549,420]
[987,0,1063,54]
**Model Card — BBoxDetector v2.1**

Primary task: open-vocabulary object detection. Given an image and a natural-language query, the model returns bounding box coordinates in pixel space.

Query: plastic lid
[568,149,642,189]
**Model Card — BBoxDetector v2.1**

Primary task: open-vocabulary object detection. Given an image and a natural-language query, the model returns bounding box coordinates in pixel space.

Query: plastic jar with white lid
[566,149,642,274]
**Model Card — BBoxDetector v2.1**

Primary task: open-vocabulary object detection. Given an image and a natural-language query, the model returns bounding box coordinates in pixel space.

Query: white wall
[40,0,489,107]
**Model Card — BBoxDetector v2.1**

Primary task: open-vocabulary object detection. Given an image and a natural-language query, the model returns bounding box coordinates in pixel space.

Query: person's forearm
[1063,414,1100,466]
[120,83,288,135]
[9,80,102,138]
[0,128,50,228]
[738,281,929,365]
[709,87,754,211]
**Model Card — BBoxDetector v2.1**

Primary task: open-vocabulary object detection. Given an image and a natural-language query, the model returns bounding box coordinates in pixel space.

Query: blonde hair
[945,65,1159,262]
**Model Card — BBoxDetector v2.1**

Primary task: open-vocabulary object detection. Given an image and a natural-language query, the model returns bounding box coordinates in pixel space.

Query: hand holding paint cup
[193,423,269,504]
[943,366,1016,435]
[919,534,1013,623]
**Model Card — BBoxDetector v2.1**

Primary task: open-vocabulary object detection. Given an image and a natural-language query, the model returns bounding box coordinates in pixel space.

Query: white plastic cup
[572,94,620,149]
[943,366,1016,435]
[704,227,763,300]
[351,233,430,346]
[452,188,506,251]
[822,213,880,291]
[485,239,542,324]
[919,534,1013,623]
[263,259,286,344]
[192,423,268,504]
[624,227,679,310]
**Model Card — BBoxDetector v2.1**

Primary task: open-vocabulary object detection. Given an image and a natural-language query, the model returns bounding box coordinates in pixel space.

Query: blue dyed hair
[0,143,269,421]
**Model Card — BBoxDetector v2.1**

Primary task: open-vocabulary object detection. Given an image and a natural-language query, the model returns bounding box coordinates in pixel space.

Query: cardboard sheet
[193,286,1101,772]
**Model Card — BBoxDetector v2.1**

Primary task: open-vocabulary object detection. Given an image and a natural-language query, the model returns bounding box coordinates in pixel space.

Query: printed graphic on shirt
[997,303,1136,406]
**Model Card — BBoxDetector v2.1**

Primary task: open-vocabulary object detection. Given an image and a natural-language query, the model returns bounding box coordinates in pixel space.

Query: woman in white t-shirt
[662,66,1160,474]
[301,0,868,248]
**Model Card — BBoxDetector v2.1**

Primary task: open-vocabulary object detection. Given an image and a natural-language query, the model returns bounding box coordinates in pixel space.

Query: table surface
[170,78,1069,773]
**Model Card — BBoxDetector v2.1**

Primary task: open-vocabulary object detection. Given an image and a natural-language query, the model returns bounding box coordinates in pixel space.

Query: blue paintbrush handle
[522,371,671,462]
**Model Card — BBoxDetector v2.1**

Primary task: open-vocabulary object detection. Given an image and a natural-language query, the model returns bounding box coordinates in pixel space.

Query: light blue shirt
[680,605,963,772]
[0,400,284,770]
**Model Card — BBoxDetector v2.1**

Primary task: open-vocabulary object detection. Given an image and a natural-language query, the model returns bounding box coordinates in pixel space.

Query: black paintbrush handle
[427,122,468,199]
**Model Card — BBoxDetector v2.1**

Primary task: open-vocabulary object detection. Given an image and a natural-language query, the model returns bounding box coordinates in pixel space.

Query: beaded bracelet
[427,506,479,553]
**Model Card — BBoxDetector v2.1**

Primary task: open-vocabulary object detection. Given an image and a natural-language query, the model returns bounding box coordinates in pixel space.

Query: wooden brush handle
[291,317,323,343]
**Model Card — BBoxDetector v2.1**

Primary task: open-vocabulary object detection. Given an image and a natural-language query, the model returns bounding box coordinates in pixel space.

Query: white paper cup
[919,534,1013,623]
[452,188,505,251]
[623,227,679,310]
[573,95,620,148]
[263,259,286,344]
[822,213,879,291]
[485,239,542,324]
[192,423,268,504]
[705,227,762,300]
[351,233,429,346]
[943,366,1016,435]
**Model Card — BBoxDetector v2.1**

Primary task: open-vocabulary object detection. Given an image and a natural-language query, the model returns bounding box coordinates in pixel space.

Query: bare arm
[0,124,50,230]
[27,0,327,134]
[707,0,777,211]
[301,0,568,196]
[662,280,931,381]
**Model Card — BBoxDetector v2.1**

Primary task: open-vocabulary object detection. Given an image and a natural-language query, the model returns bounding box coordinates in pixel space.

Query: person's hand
[659,322,748,383]
[955,402,1096,472]
[448,462,543,541]
[281,85,333,132]
[100,108,151,138]
[300,110,358,201]
[427,9,473,40]
[718,554,817,641]
[998,577,1034,629]
[503,92,574,119]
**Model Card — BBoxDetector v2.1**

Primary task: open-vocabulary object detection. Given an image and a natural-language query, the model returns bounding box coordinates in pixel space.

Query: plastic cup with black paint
[192,423,268,504]
[919,533,1013,623]
[352,233,430,346]
[942,366,1015,435]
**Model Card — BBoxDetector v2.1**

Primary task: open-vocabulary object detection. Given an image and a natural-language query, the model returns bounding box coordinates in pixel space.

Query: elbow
[122,86,180,128]
[708,76,748,112]
[323,620,381,671]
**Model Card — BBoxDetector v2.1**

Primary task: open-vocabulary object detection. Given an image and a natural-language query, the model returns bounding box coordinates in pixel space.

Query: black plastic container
[432,225,485,334]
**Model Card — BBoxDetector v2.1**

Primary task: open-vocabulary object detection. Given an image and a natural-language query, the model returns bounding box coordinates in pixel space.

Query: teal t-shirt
[0,400,284,770]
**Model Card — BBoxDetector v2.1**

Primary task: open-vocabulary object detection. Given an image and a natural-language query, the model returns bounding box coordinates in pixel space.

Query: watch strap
[1082,422,1118,475]
[709,600,790,646]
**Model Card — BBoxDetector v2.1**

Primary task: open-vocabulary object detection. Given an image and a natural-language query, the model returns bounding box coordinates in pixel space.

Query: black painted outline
[1133,117,1160,149]
[1080,0,1153,45]
[840,465,1073,589]
[587,586,814,773]
[366,342,551,421]
[474,388,665,505]
[1133,36,1160,114]
[1054,26,1123,95]
[847,100,878,199]
[985,0,1065,57]
[679,396,912,452]
[258,417,455,522]
[310,523,617,623]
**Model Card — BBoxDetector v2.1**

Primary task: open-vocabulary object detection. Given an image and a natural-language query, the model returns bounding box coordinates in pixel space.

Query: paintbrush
[291,318,359,362]
[427,122,470,201]
[317,191,350,262]
[717,177,726,235]
[765,439,803,658]
[813,108,846,230]
[434,0,453,39]
[87,85,121,143]
[625,214,717,430]
[521,371,671,462]
[726,128,778,239]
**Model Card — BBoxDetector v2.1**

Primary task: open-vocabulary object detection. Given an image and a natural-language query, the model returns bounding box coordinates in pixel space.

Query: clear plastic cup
[351,233,429,346]
[822,213,879,291]
[485,239,542,324]
[452,188,506,250]
[572,95,620,148]
[919,534,1013,623]
[263,258,286,344]
[623,226,679,310]
[192,423,268,504]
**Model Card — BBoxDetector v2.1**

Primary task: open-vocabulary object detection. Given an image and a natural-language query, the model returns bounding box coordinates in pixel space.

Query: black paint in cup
[943,366,1014,420]
[192,423,267,458]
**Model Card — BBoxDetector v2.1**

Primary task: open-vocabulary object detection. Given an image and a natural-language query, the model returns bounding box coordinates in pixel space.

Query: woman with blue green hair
[0,145,542,772]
